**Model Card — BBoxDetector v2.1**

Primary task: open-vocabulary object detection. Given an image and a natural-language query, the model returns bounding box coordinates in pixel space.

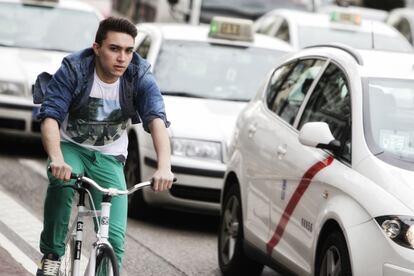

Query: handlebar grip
[70,173,81,179]
[150,177,177,186]
[47,166,81,180]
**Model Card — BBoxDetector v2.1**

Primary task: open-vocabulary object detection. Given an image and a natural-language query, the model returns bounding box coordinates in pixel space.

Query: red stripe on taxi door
[266,156,334,255]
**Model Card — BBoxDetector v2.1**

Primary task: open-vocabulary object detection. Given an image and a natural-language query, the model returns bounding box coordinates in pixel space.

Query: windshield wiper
[0,43,68,53]
[214,97,249,102]
[161,91,208,99]
[0,42,16,48]
[41,47,69,53]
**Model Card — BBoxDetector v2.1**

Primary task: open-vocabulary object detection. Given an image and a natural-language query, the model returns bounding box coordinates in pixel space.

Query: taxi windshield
[364,78,414,167]
[0,2,99,52]
[153,40,285,101]
[298,26,413,52]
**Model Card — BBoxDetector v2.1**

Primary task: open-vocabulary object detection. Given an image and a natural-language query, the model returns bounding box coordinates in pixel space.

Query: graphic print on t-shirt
[65,97,127,146]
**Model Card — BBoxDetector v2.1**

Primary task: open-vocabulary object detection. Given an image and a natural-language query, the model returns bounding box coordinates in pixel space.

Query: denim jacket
[37,48,169,133]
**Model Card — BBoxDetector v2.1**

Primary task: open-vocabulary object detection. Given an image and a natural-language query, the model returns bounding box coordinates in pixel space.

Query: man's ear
[92,42,100,55]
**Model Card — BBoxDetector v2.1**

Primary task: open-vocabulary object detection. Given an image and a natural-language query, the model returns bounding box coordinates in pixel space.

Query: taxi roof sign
[209,16,254,42]
[330,11,361,25]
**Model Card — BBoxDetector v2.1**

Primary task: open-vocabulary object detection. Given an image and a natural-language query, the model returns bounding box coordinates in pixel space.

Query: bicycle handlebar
[70,173,155,196]
[48,167,176,196]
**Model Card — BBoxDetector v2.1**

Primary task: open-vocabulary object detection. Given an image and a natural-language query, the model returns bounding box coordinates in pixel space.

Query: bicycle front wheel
[95,244,119,276]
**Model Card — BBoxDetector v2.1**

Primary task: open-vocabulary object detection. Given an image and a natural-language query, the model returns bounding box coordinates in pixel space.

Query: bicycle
[56,172,169,276]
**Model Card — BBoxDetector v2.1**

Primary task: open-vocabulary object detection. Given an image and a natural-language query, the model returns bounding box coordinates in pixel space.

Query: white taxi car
[125,17,293,216]
[0,0,101,136]
[218,44,414,275]
[254,9,413,52]
[319,4,389,22]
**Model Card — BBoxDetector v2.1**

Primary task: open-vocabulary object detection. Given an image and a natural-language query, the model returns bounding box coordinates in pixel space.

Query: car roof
[0,0,102,14]
[319,5,388,22]
[137,23,294,51]
[357,49,414,79]
[387,8,414,24]
[265,9,400,36]
[293,45,414,79]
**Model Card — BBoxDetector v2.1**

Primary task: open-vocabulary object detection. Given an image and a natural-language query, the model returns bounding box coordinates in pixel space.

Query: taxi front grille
[170,184,220,203]
[0,118,25,130]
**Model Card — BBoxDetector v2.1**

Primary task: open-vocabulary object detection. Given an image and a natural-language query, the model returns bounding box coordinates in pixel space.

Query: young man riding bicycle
[35,17,174,276]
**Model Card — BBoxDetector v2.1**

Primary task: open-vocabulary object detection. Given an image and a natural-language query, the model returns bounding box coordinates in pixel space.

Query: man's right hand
[49,160,72,181]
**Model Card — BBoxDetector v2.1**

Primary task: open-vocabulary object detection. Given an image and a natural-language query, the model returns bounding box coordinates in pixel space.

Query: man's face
[93,31,134,82]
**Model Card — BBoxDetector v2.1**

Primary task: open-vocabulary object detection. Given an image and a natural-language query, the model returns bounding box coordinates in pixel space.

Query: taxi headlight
[0,81,25,96]
[171,138,222,162]
[375,216,414,249]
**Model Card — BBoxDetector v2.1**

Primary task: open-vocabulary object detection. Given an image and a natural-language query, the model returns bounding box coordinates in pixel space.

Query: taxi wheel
[315,230,352,276]
[125,136,148,219]
[218,184,264,276]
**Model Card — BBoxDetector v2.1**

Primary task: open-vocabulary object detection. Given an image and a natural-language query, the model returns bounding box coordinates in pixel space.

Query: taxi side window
[275,19,290,43]
[136,36,151,59]
[394,18,412,44]
[298,63,352,163]
[256,15,279,35]
[266,59,325,125]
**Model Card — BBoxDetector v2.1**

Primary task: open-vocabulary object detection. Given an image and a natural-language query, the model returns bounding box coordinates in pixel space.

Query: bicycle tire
[60,234,75,276]
[95,244,119,276]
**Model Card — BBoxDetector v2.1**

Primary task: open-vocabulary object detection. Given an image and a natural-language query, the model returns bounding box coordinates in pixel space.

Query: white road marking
[19,159,47,179]
[0,189,43,253]
[0,231,37,275]
[1,159,88,273]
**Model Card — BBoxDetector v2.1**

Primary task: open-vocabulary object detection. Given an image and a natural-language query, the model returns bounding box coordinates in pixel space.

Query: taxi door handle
[277,144,287,159]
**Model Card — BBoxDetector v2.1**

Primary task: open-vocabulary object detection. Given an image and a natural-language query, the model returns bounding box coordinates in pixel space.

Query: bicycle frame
[64,183,112,276]
[62,175,154,276]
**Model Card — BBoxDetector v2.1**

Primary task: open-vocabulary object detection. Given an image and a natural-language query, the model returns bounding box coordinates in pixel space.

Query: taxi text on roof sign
[209,16,254,42]
[330,11,361,25]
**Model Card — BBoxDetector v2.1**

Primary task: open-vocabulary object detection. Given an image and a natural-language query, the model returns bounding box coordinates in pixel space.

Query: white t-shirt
[61,71,129,159]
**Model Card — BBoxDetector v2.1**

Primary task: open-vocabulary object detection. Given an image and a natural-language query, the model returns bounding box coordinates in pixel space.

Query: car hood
[0,47,67,95]
[164,96,247,146]
[356,155,414,214]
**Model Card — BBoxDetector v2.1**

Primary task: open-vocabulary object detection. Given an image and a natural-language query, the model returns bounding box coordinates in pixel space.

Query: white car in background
[254,9,413,51]
[83,0,112,18]
[125,17,293,216]
[0,0,102,136]
[218,44,414,275]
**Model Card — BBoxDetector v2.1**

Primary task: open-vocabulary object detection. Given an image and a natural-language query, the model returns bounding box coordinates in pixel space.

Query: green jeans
[39,142,127,267]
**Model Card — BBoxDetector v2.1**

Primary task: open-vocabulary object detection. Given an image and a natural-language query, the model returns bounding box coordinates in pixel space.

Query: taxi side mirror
[299,122,341,152]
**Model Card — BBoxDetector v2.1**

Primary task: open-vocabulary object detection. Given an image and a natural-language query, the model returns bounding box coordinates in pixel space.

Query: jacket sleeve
[37,58,77,125]
[137,70,170,133]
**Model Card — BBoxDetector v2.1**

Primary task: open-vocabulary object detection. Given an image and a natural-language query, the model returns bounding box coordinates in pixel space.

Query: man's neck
[95,62,119,84]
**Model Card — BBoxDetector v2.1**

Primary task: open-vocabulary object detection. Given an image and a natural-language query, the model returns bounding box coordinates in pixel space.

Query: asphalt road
[0,135,280,276]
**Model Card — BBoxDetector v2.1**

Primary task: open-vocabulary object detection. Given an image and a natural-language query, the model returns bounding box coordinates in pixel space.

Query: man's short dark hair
[95,17,137,44]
